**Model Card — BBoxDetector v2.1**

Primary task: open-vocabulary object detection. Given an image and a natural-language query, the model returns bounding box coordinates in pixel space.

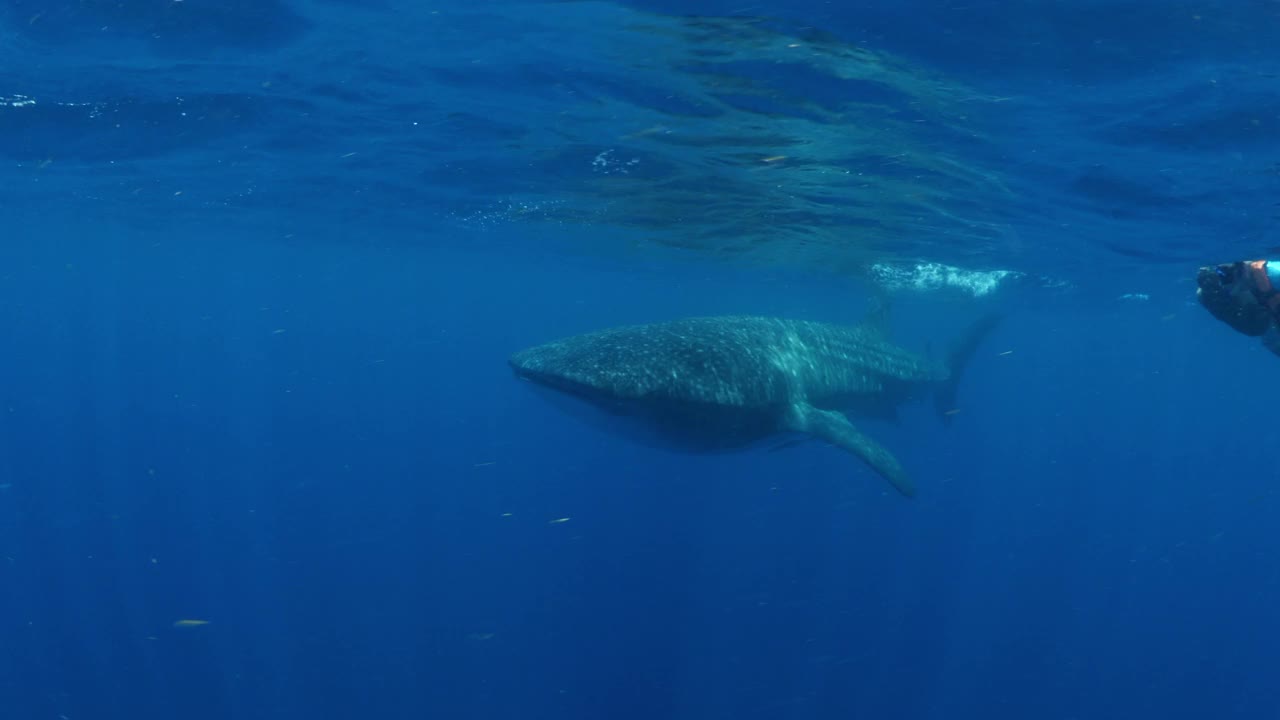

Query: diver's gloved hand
[1197,262,1272,337]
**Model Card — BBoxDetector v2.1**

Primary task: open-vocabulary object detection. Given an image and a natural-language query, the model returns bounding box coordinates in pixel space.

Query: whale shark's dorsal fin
[782,402,915,497]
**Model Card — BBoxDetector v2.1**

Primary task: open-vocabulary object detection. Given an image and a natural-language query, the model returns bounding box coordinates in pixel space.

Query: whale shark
[509,310,999,497]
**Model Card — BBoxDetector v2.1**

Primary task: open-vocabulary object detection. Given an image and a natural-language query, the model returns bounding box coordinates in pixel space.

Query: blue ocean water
[1,1,1279,718]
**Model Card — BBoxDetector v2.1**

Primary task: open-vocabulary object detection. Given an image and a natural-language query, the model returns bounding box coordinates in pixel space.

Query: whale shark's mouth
[511,364,573,391]
[509,357,603,402]
[510,358,648,424]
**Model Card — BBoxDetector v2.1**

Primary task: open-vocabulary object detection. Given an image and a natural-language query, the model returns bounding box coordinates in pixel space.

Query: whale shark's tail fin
[934,312,1001,425]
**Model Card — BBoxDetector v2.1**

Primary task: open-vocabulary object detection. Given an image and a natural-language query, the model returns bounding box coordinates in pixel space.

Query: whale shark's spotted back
[509,316,942,407]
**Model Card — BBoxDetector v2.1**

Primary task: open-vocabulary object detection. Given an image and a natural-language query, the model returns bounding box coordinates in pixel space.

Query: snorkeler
[1196,259,1280,357]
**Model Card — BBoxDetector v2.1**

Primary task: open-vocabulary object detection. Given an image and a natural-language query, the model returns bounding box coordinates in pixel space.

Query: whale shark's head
[510,346,590,393]
[509,335,778,448]
[509,346,699,449]
[508,345,633,412]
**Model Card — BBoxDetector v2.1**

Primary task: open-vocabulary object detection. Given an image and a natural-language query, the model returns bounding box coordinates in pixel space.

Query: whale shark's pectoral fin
[783,402,915,498]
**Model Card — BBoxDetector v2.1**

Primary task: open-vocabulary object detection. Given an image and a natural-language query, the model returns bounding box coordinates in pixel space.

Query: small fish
[548,517,571,525]
[173,619,210,628]
[942,408,962,416]
[761,155,788,163]
[997,350,1014,356]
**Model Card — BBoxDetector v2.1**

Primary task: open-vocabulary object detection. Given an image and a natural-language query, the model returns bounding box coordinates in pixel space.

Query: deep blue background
[1,1,1279,719]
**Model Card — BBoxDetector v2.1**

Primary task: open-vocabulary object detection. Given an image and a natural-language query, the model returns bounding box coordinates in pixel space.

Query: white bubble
[869,261,1020,297]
